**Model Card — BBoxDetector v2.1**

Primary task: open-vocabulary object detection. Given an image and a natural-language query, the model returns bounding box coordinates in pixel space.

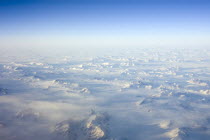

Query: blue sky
[0,0,210,49]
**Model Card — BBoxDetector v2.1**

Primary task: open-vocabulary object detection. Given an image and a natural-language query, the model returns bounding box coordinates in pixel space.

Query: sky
[0,0,210,50]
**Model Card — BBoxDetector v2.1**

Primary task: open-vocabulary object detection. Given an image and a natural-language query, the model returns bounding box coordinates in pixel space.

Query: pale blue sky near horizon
[0,0,210,49]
